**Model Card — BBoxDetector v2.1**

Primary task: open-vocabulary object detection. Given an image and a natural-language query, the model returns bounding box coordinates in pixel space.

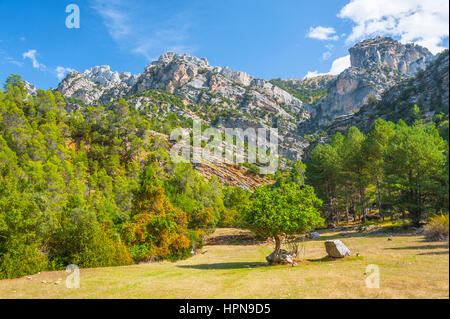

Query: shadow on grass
[177,262,267,270]
[308,226,422,242]
[418,251,449,256]
[307,256,336,262]
[307,256,364,262]
[386,244,449,250]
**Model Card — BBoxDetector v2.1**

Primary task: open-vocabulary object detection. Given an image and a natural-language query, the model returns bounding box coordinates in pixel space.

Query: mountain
[58,52,312,162]
[327,49,449,136]
[298,36,435,134]
[55,37,446,170]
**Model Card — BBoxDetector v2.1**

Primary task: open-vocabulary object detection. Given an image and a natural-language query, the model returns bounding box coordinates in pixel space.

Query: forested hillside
[0,76,253,279]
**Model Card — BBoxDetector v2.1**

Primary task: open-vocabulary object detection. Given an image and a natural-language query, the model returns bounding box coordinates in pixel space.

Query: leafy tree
[362,119,395,220]
[121,165,190,262]
[383,122,447,224]
[245,182,323,264]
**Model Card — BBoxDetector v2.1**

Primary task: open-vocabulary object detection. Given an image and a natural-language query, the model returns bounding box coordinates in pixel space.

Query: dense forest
[0,75,252,279]
[0,75,448,279]
[306,113,449,225]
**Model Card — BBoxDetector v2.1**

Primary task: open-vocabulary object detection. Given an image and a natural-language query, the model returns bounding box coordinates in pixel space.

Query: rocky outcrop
[56,66,138,105]
[327,50,449,135]
[299,37,434,134]
[24,81,37,96]
[305,66,405,130]
[349,37,434,75]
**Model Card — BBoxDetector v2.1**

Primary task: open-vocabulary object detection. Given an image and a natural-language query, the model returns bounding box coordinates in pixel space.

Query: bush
[219,209,243,228]
[0,244,48,279]
[425,214,449,241]
[48,208,133,269]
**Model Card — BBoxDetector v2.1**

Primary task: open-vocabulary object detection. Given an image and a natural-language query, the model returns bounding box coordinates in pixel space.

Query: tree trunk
[362,208,367,224]
[345,199,350,223]
[376,179,384,222]
[273,236,281,264]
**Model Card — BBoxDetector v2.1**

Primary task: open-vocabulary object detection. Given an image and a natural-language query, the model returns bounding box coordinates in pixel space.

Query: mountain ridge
[51,37,447,164]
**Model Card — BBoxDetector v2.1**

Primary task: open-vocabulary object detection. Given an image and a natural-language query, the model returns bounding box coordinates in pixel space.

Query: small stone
[309,231,320,239]
[388,237,392,241]
[26,276,32,280]
[41,280,47,284]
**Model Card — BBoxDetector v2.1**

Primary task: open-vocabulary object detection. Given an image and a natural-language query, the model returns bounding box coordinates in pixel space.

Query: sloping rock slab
[325,240,351,258]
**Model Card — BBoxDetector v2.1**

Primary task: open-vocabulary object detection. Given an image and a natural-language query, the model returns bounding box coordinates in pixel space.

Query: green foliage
[245,182,323,252]
[306,118,449,226]
[121,165,190,262]
[0,75,250,279]
[220,186,251,227]
[269,78,329,104]
[425,214,449,241]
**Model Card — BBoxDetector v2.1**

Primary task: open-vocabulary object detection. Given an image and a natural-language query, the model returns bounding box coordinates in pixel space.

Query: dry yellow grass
[0,228,448,299]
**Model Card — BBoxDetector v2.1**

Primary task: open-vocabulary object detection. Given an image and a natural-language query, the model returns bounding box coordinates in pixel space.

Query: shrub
[0,244,48,279]
[121,165,191,262]
[48,208,133,269]
[425,214,449,241]
[219,209,243,228]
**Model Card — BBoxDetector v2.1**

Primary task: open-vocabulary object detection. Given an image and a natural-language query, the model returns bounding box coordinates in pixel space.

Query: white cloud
[304,55,351,78]
[4,57,23,67]
[328,55,351,75]
[22,49,45,69]
[92,0,193,61]
[322,51,332,60]
[322,44,334,60]
[92,0,131,40]
[307,26,339,41]
[56,66,74,80]
[338,0,449,54]
[304,71,327,79]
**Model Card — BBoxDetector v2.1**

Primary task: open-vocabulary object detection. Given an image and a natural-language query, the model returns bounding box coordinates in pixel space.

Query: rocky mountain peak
[349,36,434,75]
[81,65,138,88]
[150,52,210,69]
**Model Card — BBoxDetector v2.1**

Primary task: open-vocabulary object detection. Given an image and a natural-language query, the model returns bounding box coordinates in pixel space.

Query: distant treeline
[306,111,449,225]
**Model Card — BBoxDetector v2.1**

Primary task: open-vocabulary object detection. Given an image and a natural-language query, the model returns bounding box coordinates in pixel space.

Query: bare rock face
[299,37,434,134]
[325,240,351,258]
[308,66,405,128]
[24,81,37,96]
[327,50,449,136]
[349,37,434,75]
[56,66,138,105]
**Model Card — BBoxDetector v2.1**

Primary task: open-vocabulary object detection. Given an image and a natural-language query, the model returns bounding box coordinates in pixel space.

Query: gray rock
[266,249,293,264]
[349,36,434,75]
[325,240,351,258]
[309,231,320,239]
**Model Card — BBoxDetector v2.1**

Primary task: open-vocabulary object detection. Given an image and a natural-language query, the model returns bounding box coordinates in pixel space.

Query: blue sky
[1,0,448,89]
